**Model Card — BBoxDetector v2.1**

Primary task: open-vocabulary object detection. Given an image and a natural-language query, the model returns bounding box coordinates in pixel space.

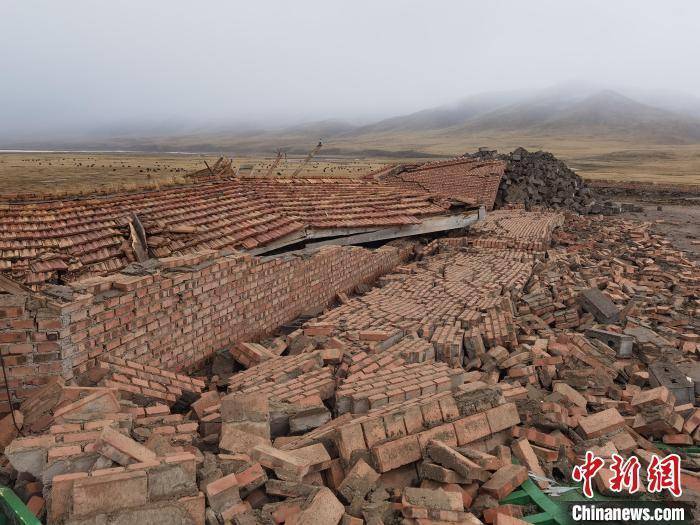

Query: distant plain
[4,88,700,194]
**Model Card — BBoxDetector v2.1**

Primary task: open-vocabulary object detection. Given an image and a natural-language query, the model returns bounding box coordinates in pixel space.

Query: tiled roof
[244,178,448,229]
[405,157,491,171]
[0,178,455,287]
[374,158,505,210]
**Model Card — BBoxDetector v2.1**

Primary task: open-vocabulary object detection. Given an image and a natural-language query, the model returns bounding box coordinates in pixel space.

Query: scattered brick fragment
[578,408,625,439]
[2,203,699,523]
[481,464,528,500]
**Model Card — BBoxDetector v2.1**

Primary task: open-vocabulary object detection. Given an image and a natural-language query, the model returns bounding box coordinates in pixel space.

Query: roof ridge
[407,157,503,172]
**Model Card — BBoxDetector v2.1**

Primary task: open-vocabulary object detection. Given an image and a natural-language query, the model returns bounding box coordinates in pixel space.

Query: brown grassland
[0,153,387,195]
[314,132,700,185]
[1,135,700,195]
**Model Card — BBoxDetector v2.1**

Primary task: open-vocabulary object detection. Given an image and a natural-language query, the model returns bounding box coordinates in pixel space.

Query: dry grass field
[563,146,700,184]
[0,153,388,195]
[169,129,700,185]
[1,136,699,196]
[315,132,700,185]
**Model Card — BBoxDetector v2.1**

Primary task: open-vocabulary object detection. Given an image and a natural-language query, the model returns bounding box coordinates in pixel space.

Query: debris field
[0,208,697,524]
[0,159,698,524]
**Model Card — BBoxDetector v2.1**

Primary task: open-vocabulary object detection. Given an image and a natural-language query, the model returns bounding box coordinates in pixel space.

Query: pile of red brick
[1,209,698,524]
[468,209,565,253]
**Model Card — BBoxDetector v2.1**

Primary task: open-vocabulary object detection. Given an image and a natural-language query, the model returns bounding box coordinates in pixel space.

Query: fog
[2,0,700,138]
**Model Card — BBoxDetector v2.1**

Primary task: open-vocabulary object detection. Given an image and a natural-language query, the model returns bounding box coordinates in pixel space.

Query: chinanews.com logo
[569,503,687,523]
[568,451,692,523]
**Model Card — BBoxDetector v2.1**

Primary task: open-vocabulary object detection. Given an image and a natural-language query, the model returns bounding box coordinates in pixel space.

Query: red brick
[72,470,147,517]
[178,492,205,525]
[453,413,491,445]
[683,409,700,434]
[93,426,158,465]
[511,438,548,489]
[47,445,82,460]
[49,472,88,523]
[663,433,693,445]
[578,408,625,439]
[0,332,26,343]
[372,435,421,473]
[205,473,241,514]
[481,464,528,499]
[631,387,675,409]
[335,423,367,463]
[486,403,520,433]
[26,495,45,518]
[417,423,458,451]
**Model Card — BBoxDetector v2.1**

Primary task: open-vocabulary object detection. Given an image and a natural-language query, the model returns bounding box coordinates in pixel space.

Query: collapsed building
[186,157,238,180]
[0,157,698,524]
[366,158,504,211]
[0,170,495,411]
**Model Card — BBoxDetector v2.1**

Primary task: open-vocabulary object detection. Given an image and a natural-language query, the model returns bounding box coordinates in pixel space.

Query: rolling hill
[4,86,700,155]
[352,89,700,146]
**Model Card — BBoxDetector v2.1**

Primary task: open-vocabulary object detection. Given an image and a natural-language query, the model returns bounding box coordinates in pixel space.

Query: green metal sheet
[0,487,41,525]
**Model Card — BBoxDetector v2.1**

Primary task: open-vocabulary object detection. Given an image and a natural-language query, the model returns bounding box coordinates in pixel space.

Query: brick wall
[0,292,70,414]
[0,244,412,411]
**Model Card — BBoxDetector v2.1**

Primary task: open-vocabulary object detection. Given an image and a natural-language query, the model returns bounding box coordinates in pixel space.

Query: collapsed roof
[0,177,478,288]
[368,158,505,210]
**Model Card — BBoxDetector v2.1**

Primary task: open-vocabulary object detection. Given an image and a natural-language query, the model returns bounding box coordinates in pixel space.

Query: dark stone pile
[467,147,597,213]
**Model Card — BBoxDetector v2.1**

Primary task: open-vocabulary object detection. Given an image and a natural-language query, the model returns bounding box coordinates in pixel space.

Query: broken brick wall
[0,243,412,412]
[0,291,70,414]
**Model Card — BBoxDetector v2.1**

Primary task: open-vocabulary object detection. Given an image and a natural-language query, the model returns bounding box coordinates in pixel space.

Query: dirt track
[622,203,700,259]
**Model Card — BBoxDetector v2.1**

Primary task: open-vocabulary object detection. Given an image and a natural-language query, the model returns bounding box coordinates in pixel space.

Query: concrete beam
[303,211,480,251]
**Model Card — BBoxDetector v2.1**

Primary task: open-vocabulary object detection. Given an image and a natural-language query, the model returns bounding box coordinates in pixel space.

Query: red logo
[647,453,682,498]
[573,452,682,498]
[609,454,641,494]
[572,451,605,498]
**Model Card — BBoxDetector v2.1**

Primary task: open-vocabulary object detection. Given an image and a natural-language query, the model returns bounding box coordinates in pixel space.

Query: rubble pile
[186,157,237,180]
[468,209,564,253]
[1,209,699,524]
[468,147,596,213]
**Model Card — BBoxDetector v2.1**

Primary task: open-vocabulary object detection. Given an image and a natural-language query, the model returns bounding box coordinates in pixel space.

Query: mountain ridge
[4,87,700,152]
[355,88,700,145]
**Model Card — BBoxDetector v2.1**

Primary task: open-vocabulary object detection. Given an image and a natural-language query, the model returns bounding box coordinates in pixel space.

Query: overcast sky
[2,0,700,137]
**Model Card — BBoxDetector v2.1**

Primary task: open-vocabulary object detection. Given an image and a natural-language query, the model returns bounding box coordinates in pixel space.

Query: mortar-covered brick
[225,351,337,406]
[345,338,435,378]
[335,361,464,414]
[469,209,564,253]
[313,248,532,361]
[48,453,197,522]
[0,295,69,412]
[91,354,204,405]
[278,386,515,474]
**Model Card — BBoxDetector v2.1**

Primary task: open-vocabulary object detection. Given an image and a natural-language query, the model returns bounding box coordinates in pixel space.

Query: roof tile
[1,177,454,287]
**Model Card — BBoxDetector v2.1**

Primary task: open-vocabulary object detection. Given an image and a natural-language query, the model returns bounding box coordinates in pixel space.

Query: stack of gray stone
[467,147,596,213]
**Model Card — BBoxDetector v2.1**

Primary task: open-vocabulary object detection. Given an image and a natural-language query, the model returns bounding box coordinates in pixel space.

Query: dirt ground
[621,202,700,260]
